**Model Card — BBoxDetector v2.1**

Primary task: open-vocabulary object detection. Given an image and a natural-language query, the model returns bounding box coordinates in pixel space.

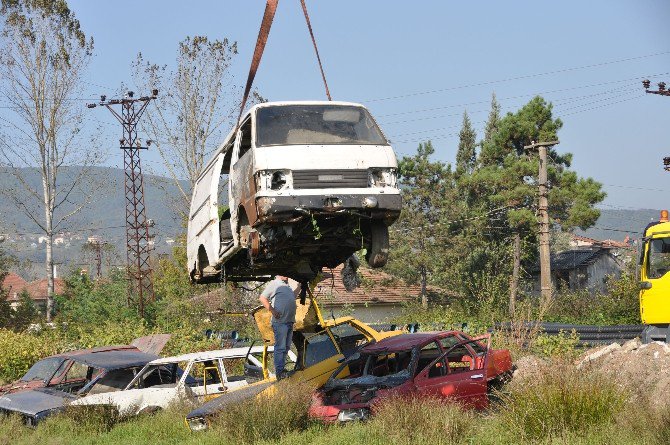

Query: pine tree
[386,142,453,307]
[455,111,477,177]
[483,92,501,144]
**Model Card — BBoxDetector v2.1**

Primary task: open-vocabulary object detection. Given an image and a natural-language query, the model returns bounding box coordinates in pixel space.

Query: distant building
[1,272,66,312]
[313,265,448,323]
[531,246,624,294]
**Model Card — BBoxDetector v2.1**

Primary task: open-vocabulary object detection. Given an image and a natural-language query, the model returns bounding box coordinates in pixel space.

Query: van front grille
[292,169,368,189]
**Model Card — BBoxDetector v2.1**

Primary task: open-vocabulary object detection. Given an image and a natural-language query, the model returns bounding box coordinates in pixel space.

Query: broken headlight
[255,170,292,191]
[368,168,397,188]
[337,408,370,422]
[187,416,209,432]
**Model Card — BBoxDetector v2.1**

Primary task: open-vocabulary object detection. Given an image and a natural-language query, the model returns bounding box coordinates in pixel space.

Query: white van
[187,101,401,283]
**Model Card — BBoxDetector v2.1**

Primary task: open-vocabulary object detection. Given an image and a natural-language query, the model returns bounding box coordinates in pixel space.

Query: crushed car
[0,335,169,396]
[308,331,514,423]
[187,101,402,284]
[0,349,157,426]
[71,345,295,416]
[185,298,402,432]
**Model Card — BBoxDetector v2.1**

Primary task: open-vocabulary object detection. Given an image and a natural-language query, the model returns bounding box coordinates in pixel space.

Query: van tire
[366,222,389,268]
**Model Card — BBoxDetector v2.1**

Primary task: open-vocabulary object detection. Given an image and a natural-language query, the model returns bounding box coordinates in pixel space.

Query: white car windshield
[256,105,387,147]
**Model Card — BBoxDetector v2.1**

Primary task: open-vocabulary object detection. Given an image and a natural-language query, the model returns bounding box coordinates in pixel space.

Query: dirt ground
[514,339,670,408]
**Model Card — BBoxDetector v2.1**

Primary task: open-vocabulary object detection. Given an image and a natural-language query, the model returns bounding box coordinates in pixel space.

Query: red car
[309,331,513,422]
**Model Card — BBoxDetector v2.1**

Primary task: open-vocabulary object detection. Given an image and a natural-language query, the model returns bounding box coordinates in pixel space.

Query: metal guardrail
[491,322,646,346]
[371,321,646,347]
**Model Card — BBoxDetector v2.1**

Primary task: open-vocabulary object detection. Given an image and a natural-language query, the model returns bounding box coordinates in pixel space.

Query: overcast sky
[59,1,670,209]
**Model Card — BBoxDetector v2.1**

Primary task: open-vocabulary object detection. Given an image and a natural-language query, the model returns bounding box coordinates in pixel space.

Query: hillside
[576,208,662,241]
[0,166,188,276]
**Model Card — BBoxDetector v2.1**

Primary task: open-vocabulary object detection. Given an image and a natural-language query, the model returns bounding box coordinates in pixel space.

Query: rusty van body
[187,101,401,283]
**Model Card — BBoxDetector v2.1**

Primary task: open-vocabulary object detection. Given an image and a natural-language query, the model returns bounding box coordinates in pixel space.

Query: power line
[365,51,670,103]
[376,81,641,119]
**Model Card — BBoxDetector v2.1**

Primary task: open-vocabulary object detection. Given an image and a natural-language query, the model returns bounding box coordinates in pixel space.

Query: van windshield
[256,105,387,147]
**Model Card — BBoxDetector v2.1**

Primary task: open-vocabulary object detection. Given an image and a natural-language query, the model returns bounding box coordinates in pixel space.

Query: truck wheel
[366,222,389,268]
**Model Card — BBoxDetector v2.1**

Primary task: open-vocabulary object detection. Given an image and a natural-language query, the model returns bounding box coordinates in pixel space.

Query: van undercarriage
[197,205,398,283]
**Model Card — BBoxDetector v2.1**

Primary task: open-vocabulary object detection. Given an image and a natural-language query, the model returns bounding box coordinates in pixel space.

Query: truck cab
[187,101,401,284]
[640,210,670,342]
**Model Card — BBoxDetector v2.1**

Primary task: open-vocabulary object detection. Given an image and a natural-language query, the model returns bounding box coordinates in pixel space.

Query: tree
[472,96,605,314]
[133,36,262,217]
[0,0,99,321]
[455,111,476,177]
[0,245,12,327]
[386,142,455,307]
[482,92,501,145]
[12,289,37,330]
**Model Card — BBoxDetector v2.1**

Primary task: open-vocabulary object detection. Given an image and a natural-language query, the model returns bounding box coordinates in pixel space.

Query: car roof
[362,332,464,353]
[248,100,367,114]
[148,346,267,365]
[51,345,139,358]
[65,350,158,370]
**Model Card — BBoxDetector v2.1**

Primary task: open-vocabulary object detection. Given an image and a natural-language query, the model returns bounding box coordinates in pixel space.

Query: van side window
[237,119,252,161]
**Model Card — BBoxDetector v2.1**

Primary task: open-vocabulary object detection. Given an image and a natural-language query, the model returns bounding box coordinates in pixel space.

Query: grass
[0,363,667,445]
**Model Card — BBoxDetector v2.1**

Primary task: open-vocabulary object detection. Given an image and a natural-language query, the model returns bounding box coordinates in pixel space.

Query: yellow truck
[639,210,670,342]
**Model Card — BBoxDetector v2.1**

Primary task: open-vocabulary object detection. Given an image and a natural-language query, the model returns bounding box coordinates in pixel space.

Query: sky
[31,0,670,210]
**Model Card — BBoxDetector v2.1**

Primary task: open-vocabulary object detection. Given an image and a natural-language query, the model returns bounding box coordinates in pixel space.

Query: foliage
[532,330,580,358]
[0,328,60,382]
[1,361,668,445]
[209,380,312,444]
[133,36,262,217]
[455,111,477,176]
[0,0,100,321]
[499,363,627,441]
[10,289,38,330]
[56,269,140,326]
[369,395,475,444]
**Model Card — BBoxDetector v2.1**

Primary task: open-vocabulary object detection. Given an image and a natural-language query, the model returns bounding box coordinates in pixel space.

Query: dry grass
[498,361,627,441]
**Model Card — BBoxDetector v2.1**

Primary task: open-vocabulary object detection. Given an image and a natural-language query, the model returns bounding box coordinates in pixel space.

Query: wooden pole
[524,140,559,303]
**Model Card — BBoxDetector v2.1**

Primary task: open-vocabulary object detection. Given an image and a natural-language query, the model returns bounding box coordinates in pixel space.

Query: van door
[188,153,226,271]
[230,118,257,239]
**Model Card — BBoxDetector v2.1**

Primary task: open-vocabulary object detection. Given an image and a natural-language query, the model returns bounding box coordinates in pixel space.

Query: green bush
[0,329,63,382]
[532,330,580,358]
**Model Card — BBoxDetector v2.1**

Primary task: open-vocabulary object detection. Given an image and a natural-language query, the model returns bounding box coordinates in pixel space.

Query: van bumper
[255,193,401,224]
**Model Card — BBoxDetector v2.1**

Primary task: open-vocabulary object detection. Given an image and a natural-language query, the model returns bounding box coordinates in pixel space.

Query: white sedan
[71,345,291,415]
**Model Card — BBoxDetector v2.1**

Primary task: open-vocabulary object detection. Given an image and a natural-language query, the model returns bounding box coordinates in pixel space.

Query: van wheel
[366,222,389,268]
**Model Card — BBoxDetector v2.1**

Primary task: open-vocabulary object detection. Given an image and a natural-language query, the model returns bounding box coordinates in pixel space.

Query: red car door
[414,339,489,409]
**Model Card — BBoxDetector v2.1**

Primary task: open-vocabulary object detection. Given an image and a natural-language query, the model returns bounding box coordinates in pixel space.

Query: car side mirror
[640,281,652,290]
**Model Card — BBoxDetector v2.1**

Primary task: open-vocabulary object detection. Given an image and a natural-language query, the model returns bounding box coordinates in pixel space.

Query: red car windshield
[21,357,64,382]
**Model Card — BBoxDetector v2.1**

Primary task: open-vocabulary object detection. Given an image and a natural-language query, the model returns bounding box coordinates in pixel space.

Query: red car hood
[0,380,45,395]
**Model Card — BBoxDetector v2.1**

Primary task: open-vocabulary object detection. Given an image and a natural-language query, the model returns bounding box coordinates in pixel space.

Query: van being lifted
[187,101,401,283]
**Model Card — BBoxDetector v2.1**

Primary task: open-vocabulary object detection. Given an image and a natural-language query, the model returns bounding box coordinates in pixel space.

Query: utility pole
[642,80,670,171]
[524,140,560,303]
[86,237,107,279]
[87,90,158,317]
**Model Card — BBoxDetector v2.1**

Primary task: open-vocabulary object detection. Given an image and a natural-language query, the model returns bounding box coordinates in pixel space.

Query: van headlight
[337,408,370,422]
[368,168,397,188]
[255,170,292,191]
[187,416,209,432]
